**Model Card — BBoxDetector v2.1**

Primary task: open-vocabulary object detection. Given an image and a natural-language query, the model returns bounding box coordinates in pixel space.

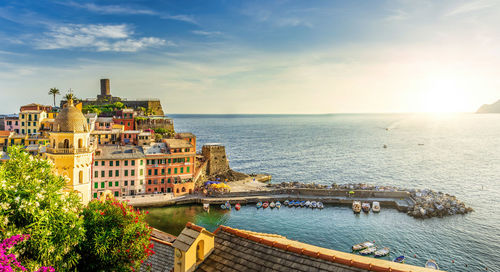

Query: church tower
[45,98,94,204]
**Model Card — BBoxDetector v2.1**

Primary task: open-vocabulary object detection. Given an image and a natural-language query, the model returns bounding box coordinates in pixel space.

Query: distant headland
[476,99,500,113]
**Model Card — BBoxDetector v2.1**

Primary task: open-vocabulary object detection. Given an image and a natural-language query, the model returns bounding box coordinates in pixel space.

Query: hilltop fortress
[62,79,165,116]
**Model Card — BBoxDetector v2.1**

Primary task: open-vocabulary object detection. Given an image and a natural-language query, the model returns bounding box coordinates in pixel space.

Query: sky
[0,0,499,114]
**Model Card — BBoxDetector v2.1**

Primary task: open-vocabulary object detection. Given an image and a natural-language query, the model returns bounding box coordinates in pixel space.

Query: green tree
[112,102,124,110]
[77,195,154,272]
[0,146,85,271]
[48,88,60,107]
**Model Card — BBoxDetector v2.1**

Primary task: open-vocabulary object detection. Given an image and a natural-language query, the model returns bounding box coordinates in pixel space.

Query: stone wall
[201,145,230,176]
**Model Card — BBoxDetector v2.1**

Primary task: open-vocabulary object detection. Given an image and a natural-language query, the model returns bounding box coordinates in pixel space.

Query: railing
[46,145,96,154]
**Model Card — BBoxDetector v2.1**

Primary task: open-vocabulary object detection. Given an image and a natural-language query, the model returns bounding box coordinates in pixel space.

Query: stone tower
[201,144,230,176]
[97,78,111,99]
[45,98,94,204]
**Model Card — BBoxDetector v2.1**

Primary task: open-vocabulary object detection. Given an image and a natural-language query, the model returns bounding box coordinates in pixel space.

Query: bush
[0,146,85,271]
[0,235,55,272]
[78,195,154,272]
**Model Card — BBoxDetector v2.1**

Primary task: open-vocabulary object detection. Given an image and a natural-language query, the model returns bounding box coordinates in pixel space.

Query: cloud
[192,30,222,36]
[445,0,497,16]
[36,24,168,52]
[160,14,197,24]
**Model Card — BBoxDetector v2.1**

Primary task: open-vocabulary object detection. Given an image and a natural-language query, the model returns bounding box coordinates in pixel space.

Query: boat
[220,204,226,209]
[352,241,374,251]
[425,260,439,270]
[270,202,276,209]
[263,201,269,209]
[203,203,210,212]
[317,202,324,209]
[362,202,371,213]
[374,247,390,257]
[372,202,381,213]
[359,247,377,255]
[300,201,306,207]
[311,202,317,209]
[295,201,301,207]
[288,201,294,207]
[225,201,231,210]
[256,201,262,209]
[235,203,241,211]
[284,200,289,206]
[305,201,311,208]
[393,256,405,263]
[276,201,281,209]
[352,201,361,213]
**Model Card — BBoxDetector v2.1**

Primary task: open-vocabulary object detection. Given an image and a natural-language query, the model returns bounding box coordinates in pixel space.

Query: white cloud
[36,24,168,52]
[160,14,197,24]
[192,30,222,36]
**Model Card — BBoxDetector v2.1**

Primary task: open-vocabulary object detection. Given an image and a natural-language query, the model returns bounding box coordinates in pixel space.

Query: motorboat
[270,201,276,209]
[425,260,439,270]
[295,201,301,207]
[359,247,377,255]
[352,241,374,251]
[374,247,390,257]
[352,201,361,213]
[256,201,262,209]
[300,201,306,207]
[393,256,405,263]
[263,201,269,209]
[311,202,317,209]
[235,203,241,211]
[276,201,281,209]
[220,204,226,209]
[225,201,231,210]
[288,201,294,207]
[362,202,371,213]
[284,200,290,206]
[317,202,324,209]
[305,201,311,208]
[203,203,210,212]
[372,202,381,213]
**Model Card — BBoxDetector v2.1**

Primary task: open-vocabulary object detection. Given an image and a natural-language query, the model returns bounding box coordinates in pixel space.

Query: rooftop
[163,139,193,149]
[143,143,167,155]
[95,145,145,160]
[176,132,196,138]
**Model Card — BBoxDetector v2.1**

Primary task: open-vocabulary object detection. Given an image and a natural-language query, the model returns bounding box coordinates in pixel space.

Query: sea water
[146,113,500,271]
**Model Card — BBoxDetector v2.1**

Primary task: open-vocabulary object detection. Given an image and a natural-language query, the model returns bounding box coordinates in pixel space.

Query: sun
[420,78,469,113]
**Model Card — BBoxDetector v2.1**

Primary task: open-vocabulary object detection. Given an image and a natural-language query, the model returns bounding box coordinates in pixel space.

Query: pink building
[92,145,146,199]
[121,130,140,145]
[95,117,113,131]
[2,116,20,133]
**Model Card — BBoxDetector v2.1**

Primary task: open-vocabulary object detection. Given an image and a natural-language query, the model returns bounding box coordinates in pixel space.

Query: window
[168,159,171,163]
[94,161,98,166]
[94,193,97,198]
[94,182,98,189]
[148,169,152,175]
[148,180,151,185]
[154,180,157,184]
[110,161,113,166]
[101,182,105,188]
[174,168,177,174]
[168,178,171,183]
[161,179,164,184]
[124,170,128,176]
[124,160,128,166]
[187,157,190,162]
[101,171,105,177]
[114,191,119,197]
[28,122,31,126]
[79,171,83,184]
[116,161,120,166]
[140,180,143,185]
[173,159,177,163]
[21,129,25,134]
[115,170,119,177]
[124,180,128,186]
[132,160,135,166]
[115,181,119,187]
[180,167,184,174]
[187,167,190,173]
[168,168,171,174]
[154,169,158,175]
[140,160,143,165]
[131,180,135,186]
[140,169,143,176]
[94,171,98,178]
[147,160,150,165]
[167,188,171,193]
[28,129,31,134]
[148,188,151,192]
[109,182,112,187]
[131,170,135,176]
[101,161,105,166]
[161,168,165,175]
[109,170,112,177]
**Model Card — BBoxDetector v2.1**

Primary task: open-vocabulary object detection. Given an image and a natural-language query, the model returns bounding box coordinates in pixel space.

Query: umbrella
[349,191,355,194]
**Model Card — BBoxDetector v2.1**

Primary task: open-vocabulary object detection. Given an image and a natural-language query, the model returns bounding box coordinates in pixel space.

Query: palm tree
[48,88,60,107]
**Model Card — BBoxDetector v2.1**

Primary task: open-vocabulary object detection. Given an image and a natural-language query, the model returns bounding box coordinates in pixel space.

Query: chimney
[100,79,110,96]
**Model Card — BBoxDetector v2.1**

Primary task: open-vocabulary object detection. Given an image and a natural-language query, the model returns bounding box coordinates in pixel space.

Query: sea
[145,113,500,272]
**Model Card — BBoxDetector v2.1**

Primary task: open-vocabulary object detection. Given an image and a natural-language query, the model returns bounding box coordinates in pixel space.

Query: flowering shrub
[78,195,154,271]
[0,146,85,271]
[0,234,55,272]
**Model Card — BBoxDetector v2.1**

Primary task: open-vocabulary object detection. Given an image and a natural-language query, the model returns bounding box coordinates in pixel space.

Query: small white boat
[360,247,377,255]
[362,202,371,213]
[225,201,231,209]
[305,201,311,208]
[220,204,226,209]
[276,201,281,209]
[352,241,374,251]
[425,260,439,270]
[372,202,381,213]
[317,202,324,209]
[270,201,276,208]
[374,247,390,257]
[352,201,361,213]
[311,201,317,208]
[284,200,289,206]
[203,203,210,212]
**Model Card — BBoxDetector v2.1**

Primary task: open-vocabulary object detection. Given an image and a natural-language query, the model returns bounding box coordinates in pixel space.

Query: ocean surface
[146,114,500,271]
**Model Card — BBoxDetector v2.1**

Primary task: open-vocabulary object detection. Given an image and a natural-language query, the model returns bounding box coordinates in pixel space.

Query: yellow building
[19,110,47,135]
[44,98,94,204]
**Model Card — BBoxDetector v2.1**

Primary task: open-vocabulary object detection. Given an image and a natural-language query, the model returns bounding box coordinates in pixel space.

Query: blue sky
[0,0,499,113]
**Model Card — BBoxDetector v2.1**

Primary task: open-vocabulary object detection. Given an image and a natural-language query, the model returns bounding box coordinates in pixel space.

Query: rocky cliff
[477,99,500,113]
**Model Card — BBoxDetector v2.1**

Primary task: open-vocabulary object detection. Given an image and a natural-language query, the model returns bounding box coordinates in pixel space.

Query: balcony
[46,145,96,154]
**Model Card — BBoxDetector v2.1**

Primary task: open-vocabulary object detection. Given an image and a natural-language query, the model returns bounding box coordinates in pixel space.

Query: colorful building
[44,98,94,204]
[114,108,135,130]
[121,130,140,145]
[92,145,146,199]
[2,116,20,133]
[20,103,52,112]
[95,117,113,130]
[19,110,47,135]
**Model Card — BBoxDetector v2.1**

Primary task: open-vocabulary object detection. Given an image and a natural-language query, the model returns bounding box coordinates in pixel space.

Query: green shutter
[101,182,104,188]
[115,181,119,187]
[131,170,135,176]
[174,168,177,174]
[180,167,184,173]
[115,170,119,177]
[125,170,128,176]
[187,167,190,173]
[94,182,98,189]
[109,182,112,187]
[168,168,171,174]
[94,193,97,198]
[114,191,119,197]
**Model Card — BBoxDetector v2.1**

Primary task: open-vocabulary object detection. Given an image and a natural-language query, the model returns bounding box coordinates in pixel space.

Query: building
[19,110,47,135]
[135,116,174,132]
[20,103,52,112]
[95,117,114,130]
[0,131,14,151]
[92,145,146,199]
[91,128,122,145]
[1,116,20,133]
[114,108,136,130]
[143,222,440,272]
[44,98,94,204]
[121,130,141,145]
[84,113,97,131]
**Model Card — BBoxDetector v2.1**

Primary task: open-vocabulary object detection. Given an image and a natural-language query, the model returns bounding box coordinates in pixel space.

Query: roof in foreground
[141,229,176,272]
[194,224,443,272]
